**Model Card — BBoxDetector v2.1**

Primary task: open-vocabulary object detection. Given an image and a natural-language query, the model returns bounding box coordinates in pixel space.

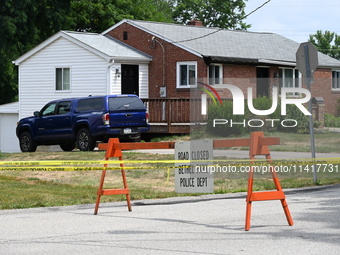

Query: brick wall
[105,23,340,115]
[106,23,205,98]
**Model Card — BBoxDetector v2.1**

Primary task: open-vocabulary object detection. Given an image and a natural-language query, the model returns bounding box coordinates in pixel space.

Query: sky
[244,0,340,43]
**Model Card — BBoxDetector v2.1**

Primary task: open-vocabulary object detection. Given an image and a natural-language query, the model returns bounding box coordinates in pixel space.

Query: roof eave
[103,19,202,58]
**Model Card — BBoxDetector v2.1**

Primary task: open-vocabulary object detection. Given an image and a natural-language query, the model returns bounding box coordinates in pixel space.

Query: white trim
[55,67,72,91]
[332,70,340,91]
[176,61,198,88]
[208,64,223,86]
[14,31,112,65]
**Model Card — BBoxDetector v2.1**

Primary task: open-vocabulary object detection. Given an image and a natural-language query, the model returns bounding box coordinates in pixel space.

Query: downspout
[107,58,115,95]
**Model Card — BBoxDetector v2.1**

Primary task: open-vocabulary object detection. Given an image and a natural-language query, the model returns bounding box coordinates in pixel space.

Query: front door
[256,67,269,97]
[121,64,139,96]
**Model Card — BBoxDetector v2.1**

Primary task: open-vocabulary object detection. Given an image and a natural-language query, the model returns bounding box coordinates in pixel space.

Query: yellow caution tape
[0,158,339,171]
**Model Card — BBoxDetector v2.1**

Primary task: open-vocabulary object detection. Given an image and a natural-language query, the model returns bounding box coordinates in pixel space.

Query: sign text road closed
[175,140,214,193]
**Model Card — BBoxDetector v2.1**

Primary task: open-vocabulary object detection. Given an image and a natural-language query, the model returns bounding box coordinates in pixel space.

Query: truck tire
[76,128,96,151]
[60,142,76,152]
[19,131,37,152]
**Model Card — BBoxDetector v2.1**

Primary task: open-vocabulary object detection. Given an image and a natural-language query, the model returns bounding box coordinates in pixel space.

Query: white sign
[175,140,214,193]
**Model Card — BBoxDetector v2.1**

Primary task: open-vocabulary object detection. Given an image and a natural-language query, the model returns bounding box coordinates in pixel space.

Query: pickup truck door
[34,102,57,140]
[35,101,73,141]
[52,101,73,139]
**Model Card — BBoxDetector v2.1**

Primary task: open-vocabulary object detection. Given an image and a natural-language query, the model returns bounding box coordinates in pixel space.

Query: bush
[207,100,246,137]
[246,96,281,132]
[279,104,310,134]
[206,96,313,136]
[325,113,340,127]
[337,99,340,117]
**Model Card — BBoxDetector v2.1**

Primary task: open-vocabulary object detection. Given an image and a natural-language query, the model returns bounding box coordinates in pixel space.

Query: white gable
[17,36,110,119]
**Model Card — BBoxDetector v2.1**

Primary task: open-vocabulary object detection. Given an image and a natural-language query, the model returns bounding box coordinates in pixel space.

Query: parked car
[16,95,149,152]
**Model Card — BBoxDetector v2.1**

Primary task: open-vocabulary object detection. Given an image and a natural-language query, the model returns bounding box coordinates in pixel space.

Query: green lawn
[0,132,339,210]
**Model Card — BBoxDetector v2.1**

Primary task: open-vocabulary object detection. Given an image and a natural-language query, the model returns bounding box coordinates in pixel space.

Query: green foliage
[71,0,173,33]
[172,0,250,29]
[0,0,73,104]
[207,100,246,137]
[279,104,310,134]
[206,97,312,136]
[337,98,340,117]
[309,30,340,60]
[324,113,340,127]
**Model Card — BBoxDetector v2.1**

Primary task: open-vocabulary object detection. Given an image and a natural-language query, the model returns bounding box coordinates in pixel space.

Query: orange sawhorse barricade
[95,132,294,231]
[94,138,175,215]
[213,131,293,230]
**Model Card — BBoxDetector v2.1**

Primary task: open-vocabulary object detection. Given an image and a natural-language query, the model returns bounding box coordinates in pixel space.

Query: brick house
[102,19,340,132]
[5,19,340,153]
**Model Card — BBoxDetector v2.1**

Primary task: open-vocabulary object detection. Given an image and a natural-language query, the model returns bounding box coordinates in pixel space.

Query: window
[176,62,197,88]
[279,68,301,96]
[109,97,145,110]
[56,68,70,91]
[56,101,71,115]
[123,31,128,40]
[77,98,104,112]
[41,103,57,116]
[208,64,223,85]
[332,70,340,90]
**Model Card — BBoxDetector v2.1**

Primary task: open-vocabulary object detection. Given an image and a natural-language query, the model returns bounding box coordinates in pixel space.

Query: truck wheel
[19,132,37,152]
[60,142,76,152]
[77,128,96,151]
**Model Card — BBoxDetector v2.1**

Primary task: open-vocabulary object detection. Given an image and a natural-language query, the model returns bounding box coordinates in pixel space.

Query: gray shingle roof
[118,20,340,68]
[63,31,152,61]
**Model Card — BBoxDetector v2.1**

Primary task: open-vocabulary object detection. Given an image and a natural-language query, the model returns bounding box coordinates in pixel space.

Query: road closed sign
[175,140,214,193]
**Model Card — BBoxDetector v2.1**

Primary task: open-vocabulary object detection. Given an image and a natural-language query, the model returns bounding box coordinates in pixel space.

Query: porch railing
[141,98,205,133]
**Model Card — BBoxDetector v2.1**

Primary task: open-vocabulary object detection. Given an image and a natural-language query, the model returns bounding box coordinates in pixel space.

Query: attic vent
[187,20,203,26]
[123,31,128,40]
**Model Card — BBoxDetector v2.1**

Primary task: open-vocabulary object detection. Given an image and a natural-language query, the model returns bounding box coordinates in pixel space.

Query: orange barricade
[95,132,293,231]
[213,131,293,230]
[94,138,175,215]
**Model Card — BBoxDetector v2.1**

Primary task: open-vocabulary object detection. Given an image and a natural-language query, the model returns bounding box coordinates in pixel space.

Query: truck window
[77,98,104,112]
[57,101,71,115]
[41,103,57,116]
[109,97,145,111]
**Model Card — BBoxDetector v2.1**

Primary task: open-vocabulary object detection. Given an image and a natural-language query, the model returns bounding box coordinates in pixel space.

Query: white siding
[139,63,149,98]
[0,113,20,152]
[109,63,149,98]
[18,37,109,119]
[110,64,122,95]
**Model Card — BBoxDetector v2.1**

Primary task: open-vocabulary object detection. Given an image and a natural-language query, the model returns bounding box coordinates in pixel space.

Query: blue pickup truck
[16,95,149,152]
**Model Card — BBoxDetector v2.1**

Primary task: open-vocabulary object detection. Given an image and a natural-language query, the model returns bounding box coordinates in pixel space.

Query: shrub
[337,99,340,117]
[278,104,310,133]
[324,113,340,127]
[207,100,246,137]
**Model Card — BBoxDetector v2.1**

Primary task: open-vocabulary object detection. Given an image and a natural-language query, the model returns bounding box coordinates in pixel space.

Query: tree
[0,0,72,104]
[172,0,250,30]
[71,0,173,33]
[309,30,340,60]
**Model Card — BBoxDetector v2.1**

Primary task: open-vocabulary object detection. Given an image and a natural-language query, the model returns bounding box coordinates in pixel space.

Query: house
[3,19,340,152]
[3,30,152,152]
[13,30,152,120]
[102,19,340,131]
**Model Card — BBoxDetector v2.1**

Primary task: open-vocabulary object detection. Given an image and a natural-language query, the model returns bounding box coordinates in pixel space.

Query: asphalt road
[1,185,339,255]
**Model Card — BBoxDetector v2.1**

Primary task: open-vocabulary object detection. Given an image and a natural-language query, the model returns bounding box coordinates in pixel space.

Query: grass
[0,131,339,210]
